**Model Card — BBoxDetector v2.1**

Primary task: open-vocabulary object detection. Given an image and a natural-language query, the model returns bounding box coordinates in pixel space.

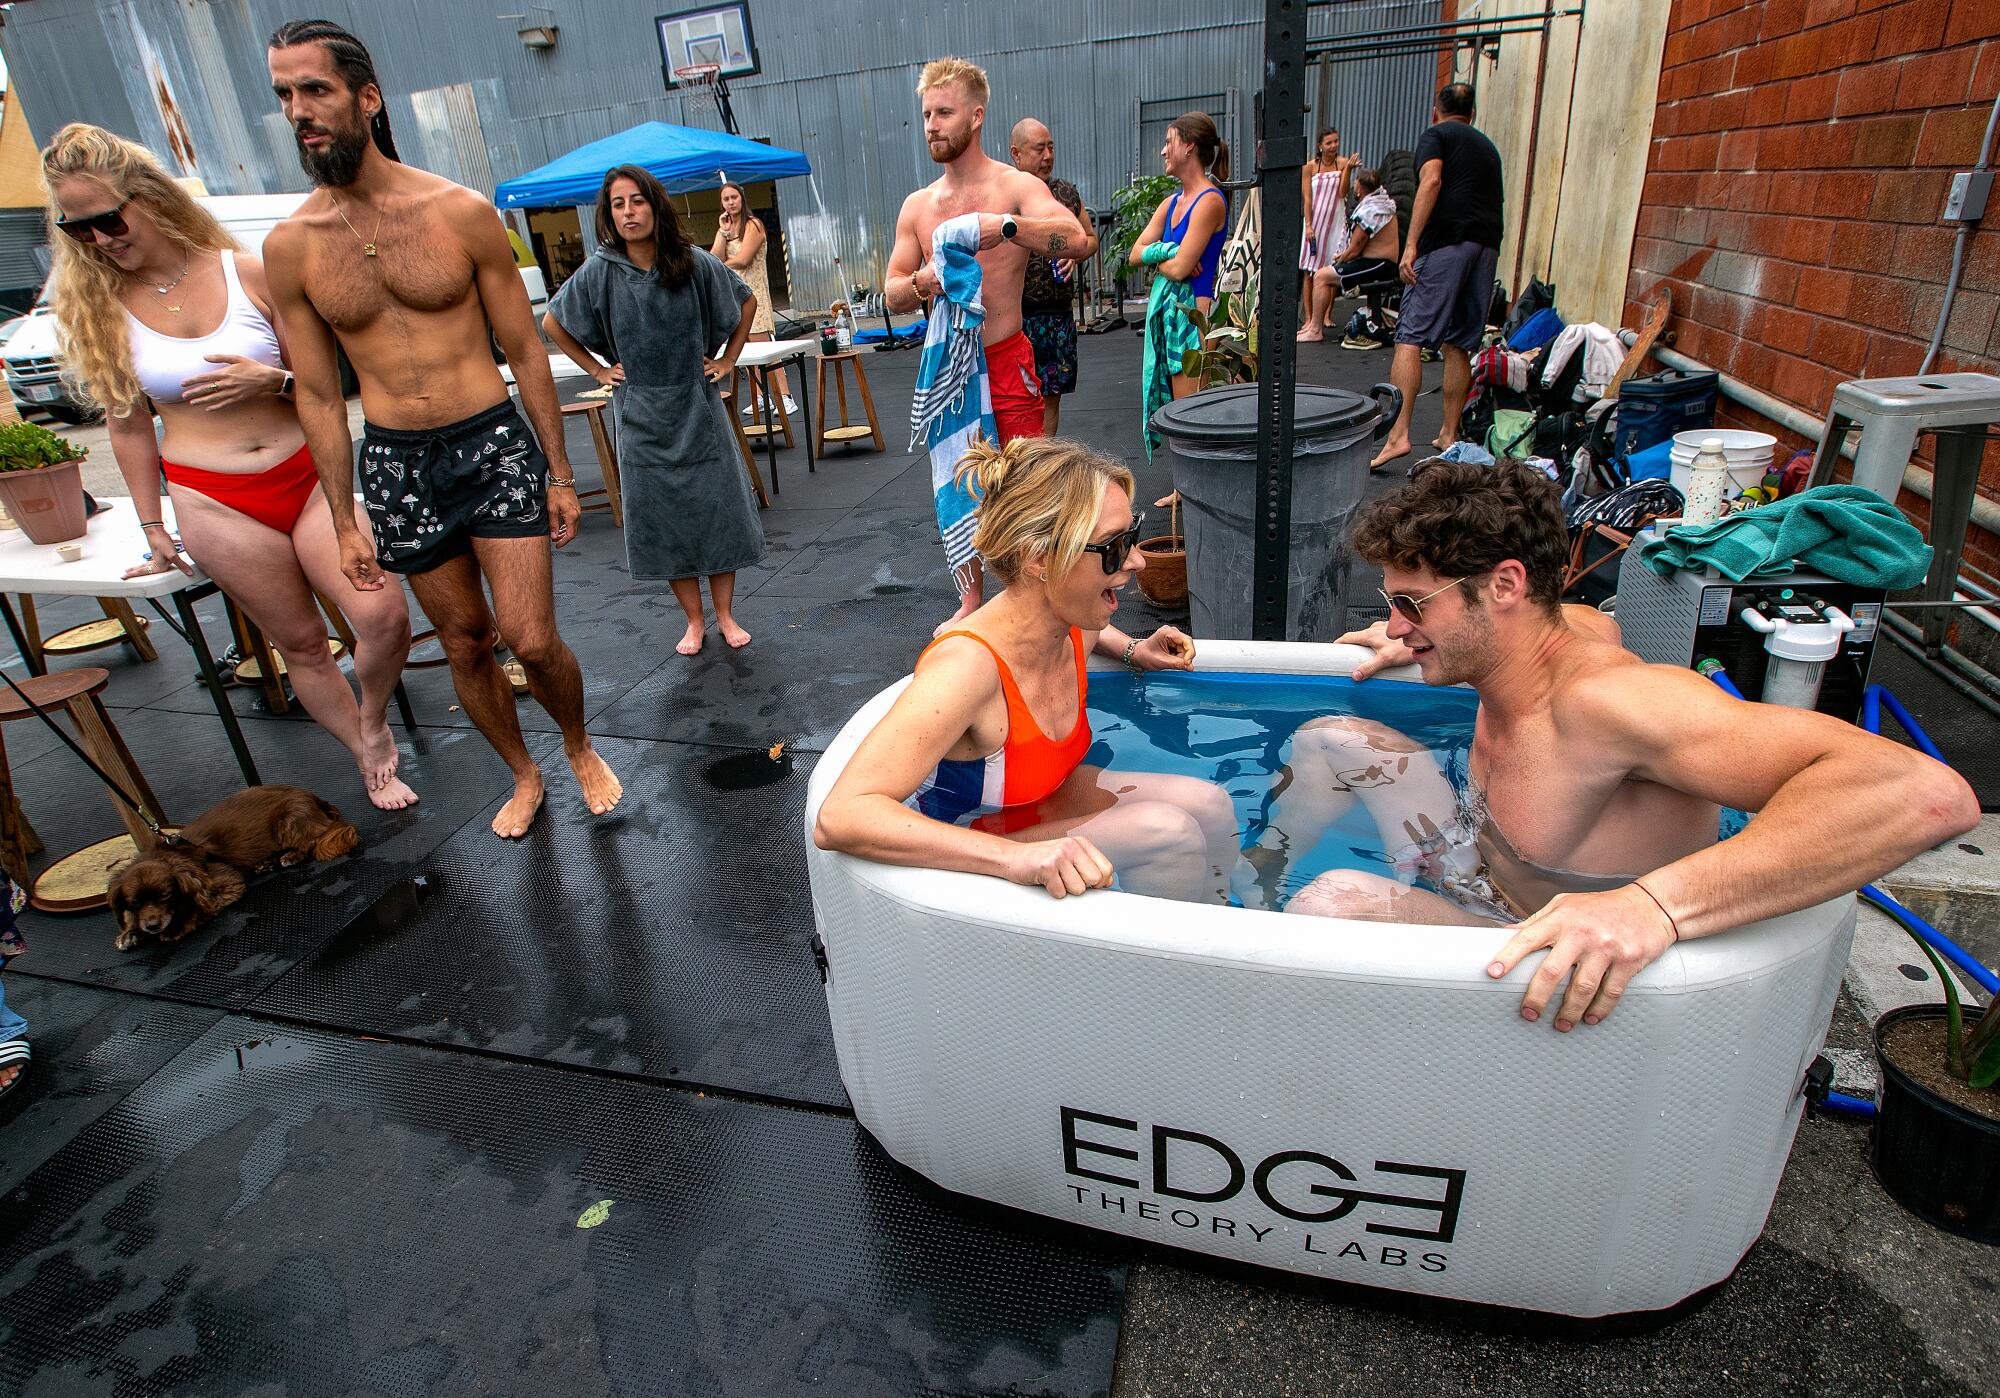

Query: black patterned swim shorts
[359,400,550,575]
[1022,311,1079,397]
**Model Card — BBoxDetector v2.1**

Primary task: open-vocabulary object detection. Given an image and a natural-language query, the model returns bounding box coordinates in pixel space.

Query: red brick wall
[1625,0,2000,574]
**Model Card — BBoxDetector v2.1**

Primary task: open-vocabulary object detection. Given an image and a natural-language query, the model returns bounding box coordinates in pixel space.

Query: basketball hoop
[671,62,737,135]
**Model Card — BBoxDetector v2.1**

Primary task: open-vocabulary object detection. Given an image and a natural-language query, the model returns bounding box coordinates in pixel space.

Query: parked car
[5,192,549,417]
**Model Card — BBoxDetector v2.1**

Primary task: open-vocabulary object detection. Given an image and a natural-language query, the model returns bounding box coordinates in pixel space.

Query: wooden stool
[719,385,773,509]
[13,594,158,669]
[737,366,795,450]
[0,667,170,912]
[815,351,885,455]
[562,398,623,527]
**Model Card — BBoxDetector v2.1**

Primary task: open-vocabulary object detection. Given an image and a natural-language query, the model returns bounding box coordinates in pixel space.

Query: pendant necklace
[153,252,191,313]
[334,195,385,258]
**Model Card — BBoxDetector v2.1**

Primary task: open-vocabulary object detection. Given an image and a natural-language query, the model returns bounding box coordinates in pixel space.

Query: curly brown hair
[1351,457,1568,611]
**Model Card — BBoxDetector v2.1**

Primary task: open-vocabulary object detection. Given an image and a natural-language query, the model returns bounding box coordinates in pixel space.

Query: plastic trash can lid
[1149,383,1381,443]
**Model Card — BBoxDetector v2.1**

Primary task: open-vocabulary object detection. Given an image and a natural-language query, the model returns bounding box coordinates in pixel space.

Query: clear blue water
[1084,671,1481,905]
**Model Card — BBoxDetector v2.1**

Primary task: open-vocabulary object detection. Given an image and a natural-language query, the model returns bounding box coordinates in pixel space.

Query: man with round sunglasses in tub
[1240,457,1976,1032]
[813,437,1245,904]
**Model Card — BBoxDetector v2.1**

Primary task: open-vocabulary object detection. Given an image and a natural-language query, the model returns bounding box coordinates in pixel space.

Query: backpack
[1215,188,1260,296]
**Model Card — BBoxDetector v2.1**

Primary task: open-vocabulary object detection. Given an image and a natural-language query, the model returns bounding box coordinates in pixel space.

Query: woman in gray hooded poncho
[544,164,763,654]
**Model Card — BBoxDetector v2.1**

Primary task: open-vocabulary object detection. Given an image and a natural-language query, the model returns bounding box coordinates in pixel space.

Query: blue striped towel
[909,214,994,591]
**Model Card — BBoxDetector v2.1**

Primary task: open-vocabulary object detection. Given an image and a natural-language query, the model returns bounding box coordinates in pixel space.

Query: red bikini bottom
[161,442,321,534]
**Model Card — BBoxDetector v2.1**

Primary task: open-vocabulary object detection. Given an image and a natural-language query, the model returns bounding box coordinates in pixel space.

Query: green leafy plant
[1179,282,1261,389]
[0,420,83,474]
[1106,173,1178,270]
[1876,891,2000,1090]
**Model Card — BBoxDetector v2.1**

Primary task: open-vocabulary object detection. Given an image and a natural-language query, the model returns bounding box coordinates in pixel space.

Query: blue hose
[1698,666,1997,1123]
[1865,683,1947,763]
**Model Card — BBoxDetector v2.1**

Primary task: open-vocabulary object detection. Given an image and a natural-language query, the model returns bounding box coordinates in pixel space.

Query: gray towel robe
[548,245,764,580]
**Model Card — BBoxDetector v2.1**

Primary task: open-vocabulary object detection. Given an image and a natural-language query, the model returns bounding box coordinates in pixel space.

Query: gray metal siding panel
[0,211,48,292]
[1306,0,1446,171]
[4,0,1274,305]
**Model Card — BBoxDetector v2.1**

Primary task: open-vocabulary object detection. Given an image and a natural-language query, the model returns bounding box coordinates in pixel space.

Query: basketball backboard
[657,3,760,87]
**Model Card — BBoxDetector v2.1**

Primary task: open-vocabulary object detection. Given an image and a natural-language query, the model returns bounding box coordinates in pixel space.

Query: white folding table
[0,498,406,787]
[735,337,819,497]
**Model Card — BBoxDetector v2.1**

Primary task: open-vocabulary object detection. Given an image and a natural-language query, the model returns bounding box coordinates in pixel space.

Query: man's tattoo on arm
[1047,232,1068,253]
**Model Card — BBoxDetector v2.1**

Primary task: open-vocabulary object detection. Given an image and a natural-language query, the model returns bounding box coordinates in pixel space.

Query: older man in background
[1009,117,1097,435]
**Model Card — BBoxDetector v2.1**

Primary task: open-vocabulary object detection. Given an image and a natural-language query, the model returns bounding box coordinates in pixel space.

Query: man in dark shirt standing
[1010,117,1097,434]
[1372,82,1505,470]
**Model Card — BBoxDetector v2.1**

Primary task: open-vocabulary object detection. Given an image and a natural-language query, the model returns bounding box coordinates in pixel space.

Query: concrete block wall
[1624,0,2000,572]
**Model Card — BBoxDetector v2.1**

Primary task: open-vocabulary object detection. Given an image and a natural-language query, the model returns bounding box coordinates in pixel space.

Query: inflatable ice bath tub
[803,641,1854,1317]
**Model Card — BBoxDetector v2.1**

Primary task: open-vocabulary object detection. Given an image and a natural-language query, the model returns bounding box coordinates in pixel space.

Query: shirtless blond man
[886,57,1089,625]
[262,20,620,838]
[1246,458,1976,1032]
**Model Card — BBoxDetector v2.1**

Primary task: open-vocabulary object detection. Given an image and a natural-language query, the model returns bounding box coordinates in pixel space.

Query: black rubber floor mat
[11,710,543,1005]
[589,587,945,751]
[0,1017,1125,1397]
[1868,639,2000,810]
[0,976,220,1194]
[753,496,957,602]
[254,734,844,1107]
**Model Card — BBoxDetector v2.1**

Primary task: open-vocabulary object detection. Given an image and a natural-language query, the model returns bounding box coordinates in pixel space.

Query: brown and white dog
[108,785,359,950]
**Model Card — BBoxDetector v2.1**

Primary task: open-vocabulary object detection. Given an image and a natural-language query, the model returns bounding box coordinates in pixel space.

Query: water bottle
[1682,437,1731,527]
[833,300,855,350]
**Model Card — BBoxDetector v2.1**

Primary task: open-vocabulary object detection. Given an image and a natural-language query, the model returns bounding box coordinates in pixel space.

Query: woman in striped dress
[1297,128,1358,342]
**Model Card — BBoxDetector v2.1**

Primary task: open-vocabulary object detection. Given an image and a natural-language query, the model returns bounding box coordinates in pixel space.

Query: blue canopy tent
[495,121,811,209]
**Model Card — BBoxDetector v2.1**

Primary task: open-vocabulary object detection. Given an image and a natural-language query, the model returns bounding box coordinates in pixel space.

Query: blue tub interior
[1085,671,1480,905]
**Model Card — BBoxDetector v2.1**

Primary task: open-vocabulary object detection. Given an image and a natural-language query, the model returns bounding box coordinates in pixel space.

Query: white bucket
[1669,429,1775,498]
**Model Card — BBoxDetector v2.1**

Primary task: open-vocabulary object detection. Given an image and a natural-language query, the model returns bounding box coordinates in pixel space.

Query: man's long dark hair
[594,164,693,287]
[268,19,399,161]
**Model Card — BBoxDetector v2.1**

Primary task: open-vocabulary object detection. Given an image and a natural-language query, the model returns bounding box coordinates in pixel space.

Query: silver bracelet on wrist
[1121,637,1141,672]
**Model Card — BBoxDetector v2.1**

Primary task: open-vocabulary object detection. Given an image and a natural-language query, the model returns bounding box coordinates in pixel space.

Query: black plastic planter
[1871,1004,2000,1243]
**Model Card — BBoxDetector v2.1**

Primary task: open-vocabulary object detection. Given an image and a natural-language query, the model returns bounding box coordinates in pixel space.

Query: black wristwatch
[278,371,295,397]
[1000,215,1019,241]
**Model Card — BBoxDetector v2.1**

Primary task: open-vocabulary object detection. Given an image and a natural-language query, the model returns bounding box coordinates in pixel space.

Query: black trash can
[1149,383,1398,641]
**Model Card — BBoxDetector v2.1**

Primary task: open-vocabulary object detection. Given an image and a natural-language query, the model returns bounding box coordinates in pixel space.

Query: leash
[0,666,174,843]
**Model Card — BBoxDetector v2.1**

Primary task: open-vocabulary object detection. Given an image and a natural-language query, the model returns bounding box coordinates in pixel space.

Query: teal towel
[1637,484,1932,589]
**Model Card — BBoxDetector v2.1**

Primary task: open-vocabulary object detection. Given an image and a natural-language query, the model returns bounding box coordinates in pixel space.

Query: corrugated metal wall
[1306,0,1446,172]
[0,0,1266,309]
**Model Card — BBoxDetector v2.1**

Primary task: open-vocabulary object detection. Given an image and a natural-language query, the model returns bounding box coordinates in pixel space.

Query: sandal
[0,1038,29,1105]
[502,660,530,696]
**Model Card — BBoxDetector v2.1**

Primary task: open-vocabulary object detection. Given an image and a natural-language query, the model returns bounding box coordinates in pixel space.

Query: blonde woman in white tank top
[43,124,416,810]
[709,182,792,417]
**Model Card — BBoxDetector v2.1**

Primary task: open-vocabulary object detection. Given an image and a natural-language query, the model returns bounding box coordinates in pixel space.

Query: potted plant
[1871,894,2000,1241]
[1134,490,1186,608]
[1105,173,1180,271]
[0,420,89,545]
[1179,283,1261,389]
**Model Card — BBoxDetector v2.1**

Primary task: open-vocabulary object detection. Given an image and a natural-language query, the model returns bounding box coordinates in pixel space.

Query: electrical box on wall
[1942,171,1992,223]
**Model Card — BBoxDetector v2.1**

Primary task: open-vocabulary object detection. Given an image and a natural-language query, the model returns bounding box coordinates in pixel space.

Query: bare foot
[1433,433,1458,451]
[492,774,545,839]
[1370,439,1411,471]
[0,1060,23,1095]
[932,590,981,639]
[359,725,418,811]
[677,619,705,656]
[718,617,752,649]
[569,744,624,816]
[1296,326,1324,342]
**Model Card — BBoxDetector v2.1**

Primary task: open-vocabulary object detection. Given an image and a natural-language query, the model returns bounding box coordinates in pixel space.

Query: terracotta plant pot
[1134,534,1187,608]
[0,456,88,545]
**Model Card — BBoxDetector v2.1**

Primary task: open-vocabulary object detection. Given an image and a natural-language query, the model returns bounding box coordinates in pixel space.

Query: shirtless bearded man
[1245,458,1975,1031]
[263,20,621,838]
[885,57,1089,628]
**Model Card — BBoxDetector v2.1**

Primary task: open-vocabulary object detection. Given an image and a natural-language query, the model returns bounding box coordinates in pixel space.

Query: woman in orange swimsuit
[814,436,1243,903]
[43,125,415,810]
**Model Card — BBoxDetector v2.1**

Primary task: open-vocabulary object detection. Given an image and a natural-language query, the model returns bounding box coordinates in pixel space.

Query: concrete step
[1875,811,2000,973]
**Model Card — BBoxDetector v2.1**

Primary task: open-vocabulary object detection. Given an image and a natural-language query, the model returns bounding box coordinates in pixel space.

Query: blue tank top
[1165,186,1228,300]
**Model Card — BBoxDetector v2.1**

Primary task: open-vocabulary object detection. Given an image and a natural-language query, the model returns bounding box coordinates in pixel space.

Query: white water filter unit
[1740,602,1856,708]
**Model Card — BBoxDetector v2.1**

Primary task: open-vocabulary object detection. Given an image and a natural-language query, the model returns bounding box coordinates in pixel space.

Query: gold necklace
[333,195,385,258]
[153,252,191,313]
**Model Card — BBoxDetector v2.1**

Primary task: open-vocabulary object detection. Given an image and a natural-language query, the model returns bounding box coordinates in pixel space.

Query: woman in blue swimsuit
[1128,112,1230,404]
